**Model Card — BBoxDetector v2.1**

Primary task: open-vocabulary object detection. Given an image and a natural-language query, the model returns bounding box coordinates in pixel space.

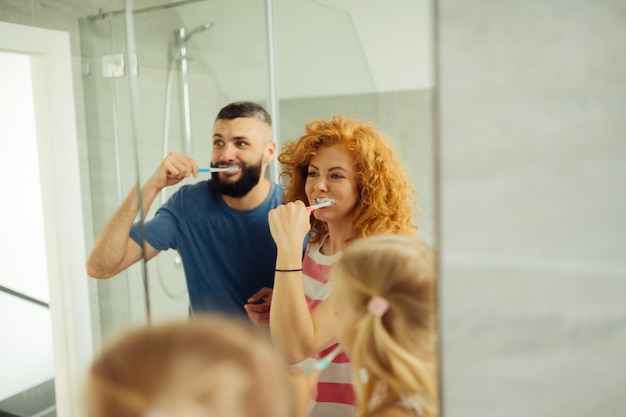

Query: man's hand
[244,287,273,327]
[148,152,199,192]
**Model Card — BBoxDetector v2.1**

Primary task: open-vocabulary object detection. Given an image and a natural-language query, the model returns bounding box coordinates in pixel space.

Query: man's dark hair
[215,101,272,126]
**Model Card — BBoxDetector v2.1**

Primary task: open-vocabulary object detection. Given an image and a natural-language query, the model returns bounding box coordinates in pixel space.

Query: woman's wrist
[276,250,303,264]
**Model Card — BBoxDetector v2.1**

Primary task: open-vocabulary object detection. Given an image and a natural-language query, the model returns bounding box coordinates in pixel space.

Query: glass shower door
[80,0,273,346]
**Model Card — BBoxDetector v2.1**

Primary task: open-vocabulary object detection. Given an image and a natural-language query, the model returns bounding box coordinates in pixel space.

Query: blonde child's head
[85,315,293,417]
[330,234,439,417]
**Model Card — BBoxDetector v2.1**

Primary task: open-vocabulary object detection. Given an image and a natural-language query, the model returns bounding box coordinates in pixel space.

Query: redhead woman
[267,115,419,417]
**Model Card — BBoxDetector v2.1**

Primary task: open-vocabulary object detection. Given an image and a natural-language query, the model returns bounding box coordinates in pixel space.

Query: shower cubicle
[79,0,434,347]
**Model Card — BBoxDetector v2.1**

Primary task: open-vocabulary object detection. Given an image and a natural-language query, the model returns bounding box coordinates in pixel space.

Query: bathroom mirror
[80,0,436,349]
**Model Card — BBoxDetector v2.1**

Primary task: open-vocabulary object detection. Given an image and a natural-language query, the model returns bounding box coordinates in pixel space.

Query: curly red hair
[278,115,419,244]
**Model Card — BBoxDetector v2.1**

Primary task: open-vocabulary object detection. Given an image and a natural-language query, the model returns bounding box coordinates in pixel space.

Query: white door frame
[0,22,93,417]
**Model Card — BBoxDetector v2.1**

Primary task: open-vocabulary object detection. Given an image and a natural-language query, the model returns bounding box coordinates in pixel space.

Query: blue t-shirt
[130,181,284,317]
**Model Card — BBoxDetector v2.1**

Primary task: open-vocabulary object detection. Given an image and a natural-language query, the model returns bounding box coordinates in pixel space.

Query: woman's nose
[312,177,328,191]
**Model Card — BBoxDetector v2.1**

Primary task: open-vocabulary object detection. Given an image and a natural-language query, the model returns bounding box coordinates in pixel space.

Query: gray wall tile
[439,0,626,415]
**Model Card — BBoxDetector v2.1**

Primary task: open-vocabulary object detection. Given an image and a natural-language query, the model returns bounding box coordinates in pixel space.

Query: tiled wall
[439,0,626,415]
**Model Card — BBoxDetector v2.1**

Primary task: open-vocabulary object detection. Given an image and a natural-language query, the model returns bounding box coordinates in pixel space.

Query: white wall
[314,0,434,92]
[439,1,626,415]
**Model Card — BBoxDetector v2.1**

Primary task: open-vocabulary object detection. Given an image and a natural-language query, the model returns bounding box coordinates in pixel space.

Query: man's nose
[219,142,236,161]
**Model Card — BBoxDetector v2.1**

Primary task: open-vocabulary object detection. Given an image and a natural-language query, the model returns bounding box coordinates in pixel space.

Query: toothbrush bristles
[313,345,343,372]
[306,198,335,212]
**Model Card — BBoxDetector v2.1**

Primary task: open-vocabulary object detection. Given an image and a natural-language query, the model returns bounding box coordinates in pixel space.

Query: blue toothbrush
[198,167,240,173]
[312,345,343,373]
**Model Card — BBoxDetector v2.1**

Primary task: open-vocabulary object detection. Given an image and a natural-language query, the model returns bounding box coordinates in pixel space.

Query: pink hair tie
[367,296,389,317]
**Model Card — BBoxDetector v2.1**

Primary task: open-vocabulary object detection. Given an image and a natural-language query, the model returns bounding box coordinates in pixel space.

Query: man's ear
[264,141,277,164]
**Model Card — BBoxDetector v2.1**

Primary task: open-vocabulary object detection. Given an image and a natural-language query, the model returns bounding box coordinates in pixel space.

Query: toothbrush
[306,198,335,213]
[198,167,240,173]
[311,345,343,373]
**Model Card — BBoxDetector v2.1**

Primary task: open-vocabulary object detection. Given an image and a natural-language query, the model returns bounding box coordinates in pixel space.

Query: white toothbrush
[306,198,335,212]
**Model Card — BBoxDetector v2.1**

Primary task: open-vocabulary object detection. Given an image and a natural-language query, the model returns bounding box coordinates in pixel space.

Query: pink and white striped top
[298,236,357,417]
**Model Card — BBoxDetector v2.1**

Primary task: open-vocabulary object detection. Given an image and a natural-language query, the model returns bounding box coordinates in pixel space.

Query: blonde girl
[330,234,438,417]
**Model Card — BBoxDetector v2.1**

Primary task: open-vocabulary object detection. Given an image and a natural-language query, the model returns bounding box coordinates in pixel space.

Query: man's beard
[210,157,263,198]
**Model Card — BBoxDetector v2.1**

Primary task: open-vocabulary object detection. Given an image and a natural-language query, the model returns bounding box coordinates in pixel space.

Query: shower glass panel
[80,13,139,347]
[80,0,272,346]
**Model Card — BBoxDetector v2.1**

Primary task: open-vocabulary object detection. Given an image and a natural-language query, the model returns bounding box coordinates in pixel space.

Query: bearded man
[87,102,281,321]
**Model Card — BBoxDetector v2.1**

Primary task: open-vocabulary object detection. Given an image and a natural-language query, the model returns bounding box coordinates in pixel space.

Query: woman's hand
[268,201,311,255]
